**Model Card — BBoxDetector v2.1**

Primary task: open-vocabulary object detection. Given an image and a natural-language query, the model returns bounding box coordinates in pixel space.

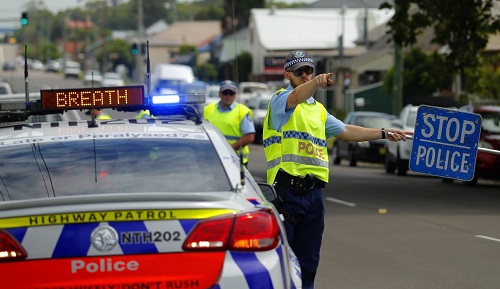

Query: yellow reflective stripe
[0,209,236,228]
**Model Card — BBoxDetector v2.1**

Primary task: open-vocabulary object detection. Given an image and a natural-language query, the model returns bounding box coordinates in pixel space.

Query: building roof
[305,0,393,9]
[250,8,394,51]
[148,21,221,47]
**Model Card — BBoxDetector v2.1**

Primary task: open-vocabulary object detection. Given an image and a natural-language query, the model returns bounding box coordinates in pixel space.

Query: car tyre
[348,148,357,167]
[332,144,341,165]
[385,153,395,174]
[396,150,407,176]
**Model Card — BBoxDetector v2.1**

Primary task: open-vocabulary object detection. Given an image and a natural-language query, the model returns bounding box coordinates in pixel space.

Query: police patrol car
[0,85,301,289]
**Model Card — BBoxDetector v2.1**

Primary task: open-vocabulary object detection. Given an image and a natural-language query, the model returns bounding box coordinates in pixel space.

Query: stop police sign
[409,105,482,181]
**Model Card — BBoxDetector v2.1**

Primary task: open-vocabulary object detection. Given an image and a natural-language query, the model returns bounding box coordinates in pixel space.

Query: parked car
[442,104,500,185]
[64,61,82,78]
[205,84,220,104]
[83,70,103,86]
[2,61,16,71]
[101,72,125,87]
[247,93,272,144]
[384,105,419,175]
[32,60,45,71]
[46,59,62,73]
[332,111,396,166]
[0,82,14,95]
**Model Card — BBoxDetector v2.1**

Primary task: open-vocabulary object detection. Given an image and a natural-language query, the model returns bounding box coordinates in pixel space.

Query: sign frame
[409,105,482,181]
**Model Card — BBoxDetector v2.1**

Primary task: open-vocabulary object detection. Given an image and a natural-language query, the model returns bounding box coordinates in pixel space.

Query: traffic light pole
[136,0,145,83]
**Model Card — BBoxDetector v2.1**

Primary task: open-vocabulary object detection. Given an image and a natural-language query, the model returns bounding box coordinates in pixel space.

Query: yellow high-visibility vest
[263,93,329,184]
[205,102,253,164]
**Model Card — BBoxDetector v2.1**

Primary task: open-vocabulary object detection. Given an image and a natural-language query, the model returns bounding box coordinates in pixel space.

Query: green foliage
[236,52,252,82]
[196,63,218,81]
[179,44,197,55]
[383,48,453,97]
[223,0,265,32]
[95,39,134,72]
[381,0,500,93]
[465,56,500,100]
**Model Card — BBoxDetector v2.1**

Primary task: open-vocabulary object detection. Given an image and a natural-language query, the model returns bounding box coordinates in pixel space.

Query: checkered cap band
[284,57,314,70]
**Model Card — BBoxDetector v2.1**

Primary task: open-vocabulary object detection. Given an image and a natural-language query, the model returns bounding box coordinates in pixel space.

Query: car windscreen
[481,112,500,133]
[406,110,418,128]
[355,115,392,128]
[0,138,230,201]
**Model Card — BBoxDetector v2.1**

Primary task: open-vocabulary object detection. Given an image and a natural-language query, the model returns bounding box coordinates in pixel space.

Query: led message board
[40,86,144,110]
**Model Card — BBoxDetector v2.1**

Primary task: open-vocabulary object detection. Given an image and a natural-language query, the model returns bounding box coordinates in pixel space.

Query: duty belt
[274,170,326,194]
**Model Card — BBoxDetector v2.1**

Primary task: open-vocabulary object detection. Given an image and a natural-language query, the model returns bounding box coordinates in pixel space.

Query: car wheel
[385,153,395,174]
[348,148,357,167]
[396,150,407,176]
[332,144,341,165]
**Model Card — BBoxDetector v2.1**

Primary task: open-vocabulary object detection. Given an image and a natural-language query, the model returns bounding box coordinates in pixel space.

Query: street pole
[391,2,404,115]
[136,0,145,83]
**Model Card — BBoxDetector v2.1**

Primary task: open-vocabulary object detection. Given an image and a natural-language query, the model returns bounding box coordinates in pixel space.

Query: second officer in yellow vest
[204,80,255,167]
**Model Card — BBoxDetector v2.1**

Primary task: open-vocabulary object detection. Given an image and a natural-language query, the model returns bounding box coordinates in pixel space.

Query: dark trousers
[276,184,325,289]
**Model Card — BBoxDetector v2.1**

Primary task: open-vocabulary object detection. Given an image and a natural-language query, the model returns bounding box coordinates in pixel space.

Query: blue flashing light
[152,95,180,104]
[149,93,205,106]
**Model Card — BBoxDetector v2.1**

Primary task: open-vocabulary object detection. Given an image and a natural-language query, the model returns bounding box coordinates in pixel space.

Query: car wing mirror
[258,182,278,206]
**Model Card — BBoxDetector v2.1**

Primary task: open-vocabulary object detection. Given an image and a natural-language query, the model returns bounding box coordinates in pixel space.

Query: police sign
[409,105,481,181]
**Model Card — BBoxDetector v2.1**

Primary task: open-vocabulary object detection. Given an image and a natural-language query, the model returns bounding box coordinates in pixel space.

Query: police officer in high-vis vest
[86,109,112,120]
[264,50,413,289]
[204,80,255,167]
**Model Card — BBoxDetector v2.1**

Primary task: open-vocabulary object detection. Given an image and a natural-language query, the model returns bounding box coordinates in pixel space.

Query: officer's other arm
[337,124,412,142]
[232,133,255,150]
[286,73,334,109]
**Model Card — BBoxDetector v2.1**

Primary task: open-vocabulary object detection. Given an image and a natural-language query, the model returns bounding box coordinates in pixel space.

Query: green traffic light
[131,43,138,55]
[21,12,28,26]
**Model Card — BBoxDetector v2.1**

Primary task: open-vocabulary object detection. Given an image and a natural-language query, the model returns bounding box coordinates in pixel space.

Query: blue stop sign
[409,105,481,181]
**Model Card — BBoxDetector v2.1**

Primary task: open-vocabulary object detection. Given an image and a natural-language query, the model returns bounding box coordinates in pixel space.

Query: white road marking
[325,197,356,207]
[475,235,500,243]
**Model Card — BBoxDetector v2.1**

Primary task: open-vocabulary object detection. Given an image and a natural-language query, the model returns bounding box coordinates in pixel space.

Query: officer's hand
[385,128,414,142]
[315,73,334,89]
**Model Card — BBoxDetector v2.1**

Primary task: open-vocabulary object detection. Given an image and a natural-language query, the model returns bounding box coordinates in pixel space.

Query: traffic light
[131,43,138,56]
[21,12,28,26]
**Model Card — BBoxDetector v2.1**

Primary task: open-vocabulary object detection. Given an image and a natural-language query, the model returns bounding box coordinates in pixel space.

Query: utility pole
[136,0,145,83]
[391,2,404,115]
[101,1,108,72]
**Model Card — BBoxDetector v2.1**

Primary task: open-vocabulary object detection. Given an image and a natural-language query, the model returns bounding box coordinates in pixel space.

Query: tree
[381,0,500,95]
[95,39,134,73]
[196,63,217,81]
[223,0,265,34]
[383,48,453,98]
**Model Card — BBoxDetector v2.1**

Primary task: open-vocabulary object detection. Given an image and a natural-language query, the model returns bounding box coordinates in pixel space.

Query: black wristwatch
[381,128,386,139]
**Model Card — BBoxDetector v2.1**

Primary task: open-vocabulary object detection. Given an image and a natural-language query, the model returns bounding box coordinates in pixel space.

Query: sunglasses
[221,90,236,96]
[287,66,314,77]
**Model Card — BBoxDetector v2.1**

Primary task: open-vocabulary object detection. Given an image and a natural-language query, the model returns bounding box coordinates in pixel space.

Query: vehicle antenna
[146,41,151,99]
[89,72,98,128]
[24,45,30,111]
[229,0,245,187]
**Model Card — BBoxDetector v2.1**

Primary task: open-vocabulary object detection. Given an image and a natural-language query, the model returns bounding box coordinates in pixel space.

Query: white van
[151,64,195,95]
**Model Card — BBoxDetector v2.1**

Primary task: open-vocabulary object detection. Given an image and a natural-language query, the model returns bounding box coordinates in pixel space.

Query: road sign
[409,105,481,181]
